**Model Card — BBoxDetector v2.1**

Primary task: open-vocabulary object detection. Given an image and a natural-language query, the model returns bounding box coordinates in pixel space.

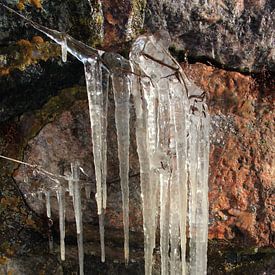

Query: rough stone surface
[12,62,274,247]
[0,0,274,274]
[145,0,275,72]
[182,63,274,248]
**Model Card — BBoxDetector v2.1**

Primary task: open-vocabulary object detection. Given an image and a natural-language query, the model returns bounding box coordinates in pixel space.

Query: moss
[16,0,42,10]
[0,37,60,76]
[125,0,147,41]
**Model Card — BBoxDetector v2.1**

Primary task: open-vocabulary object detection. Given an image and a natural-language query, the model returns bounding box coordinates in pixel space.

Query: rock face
[183,63,274,247]
[0,1,274,274]
[13,93,143,236]
[12,62,274,250]
[145,0,275,72]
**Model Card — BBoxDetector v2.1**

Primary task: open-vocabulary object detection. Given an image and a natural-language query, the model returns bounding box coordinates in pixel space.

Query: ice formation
[1,4,210,275]
[130,34,210,275]
[112,72,131,264]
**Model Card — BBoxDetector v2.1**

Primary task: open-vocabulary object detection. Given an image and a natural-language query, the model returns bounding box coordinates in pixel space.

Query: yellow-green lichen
[17,0,42,10]
[125,0,147,41]
[0,37,60,76]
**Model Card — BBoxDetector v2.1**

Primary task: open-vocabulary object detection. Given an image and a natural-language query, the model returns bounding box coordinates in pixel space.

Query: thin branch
[0,154,66,182]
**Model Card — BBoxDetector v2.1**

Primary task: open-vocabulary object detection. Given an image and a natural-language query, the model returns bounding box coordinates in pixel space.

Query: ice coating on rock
[130,33,209,275]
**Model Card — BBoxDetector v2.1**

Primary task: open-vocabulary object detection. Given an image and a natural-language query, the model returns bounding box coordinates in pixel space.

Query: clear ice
[130,34,210,275]
[1,5,210,275]
[112,63,131,264]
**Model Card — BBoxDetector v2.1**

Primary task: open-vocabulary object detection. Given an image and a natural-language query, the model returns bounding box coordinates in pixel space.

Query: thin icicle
[45,191,51,219]
[112,72,131,264]
[45,191,54,252]
[84,58,103,214]
[56,184,66,261]
[99,213,105,262]
[159,171,170,275]
[70,162,84,275]
[188,86,209,275]
[175,108,188,275]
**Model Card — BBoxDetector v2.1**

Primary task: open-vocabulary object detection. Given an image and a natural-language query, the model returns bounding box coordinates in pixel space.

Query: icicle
[188,86,209,275]
[112,67,131,264]
[68,179,74,196]
[56,184,66,261]
[130,32,210,275]
[101,70,109,211]
[174,103,188,275]
[70,162,84,275]
[130,71,154,275]
[45,191,51,219]
[84,58,105,214]
[99,214,105,262]
[84,58,109,262]
[159,171,170,275]
[0,7,212,272]
[45,191,54,252]
[61,36,68,62]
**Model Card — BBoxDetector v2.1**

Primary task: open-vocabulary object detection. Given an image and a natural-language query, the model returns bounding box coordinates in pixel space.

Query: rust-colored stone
[184,62,274,247]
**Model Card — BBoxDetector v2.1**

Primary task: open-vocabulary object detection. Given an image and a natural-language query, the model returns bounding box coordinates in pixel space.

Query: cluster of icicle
[2,4,210,275]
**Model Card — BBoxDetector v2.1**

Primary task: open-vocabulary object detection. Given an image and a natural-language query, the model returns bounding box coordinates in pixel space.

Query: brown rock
[13,62,274,249]
[183,62,274,247]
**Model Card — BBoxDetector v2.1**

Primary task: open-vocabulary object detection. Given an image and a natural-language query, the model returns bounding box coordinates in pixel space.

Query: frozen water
[0,6,210,274]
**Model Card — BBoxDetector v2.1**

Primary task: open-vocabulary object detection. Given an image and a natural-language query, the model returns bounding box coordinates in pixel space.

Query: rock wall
[0,0,274,274]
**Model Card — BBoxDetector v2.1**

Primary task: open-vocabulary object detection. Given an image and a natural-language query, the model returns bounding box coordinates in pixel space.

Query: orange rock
[31,36,44,44]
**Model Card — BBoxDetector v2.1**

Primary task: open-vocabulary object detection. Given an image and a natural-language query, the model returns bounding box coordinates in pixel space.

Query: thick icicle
[84,58,109,262]
[112,69,131,264]
[56,184,66,261]
[130,72,154,275]
[171,91,188,275]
